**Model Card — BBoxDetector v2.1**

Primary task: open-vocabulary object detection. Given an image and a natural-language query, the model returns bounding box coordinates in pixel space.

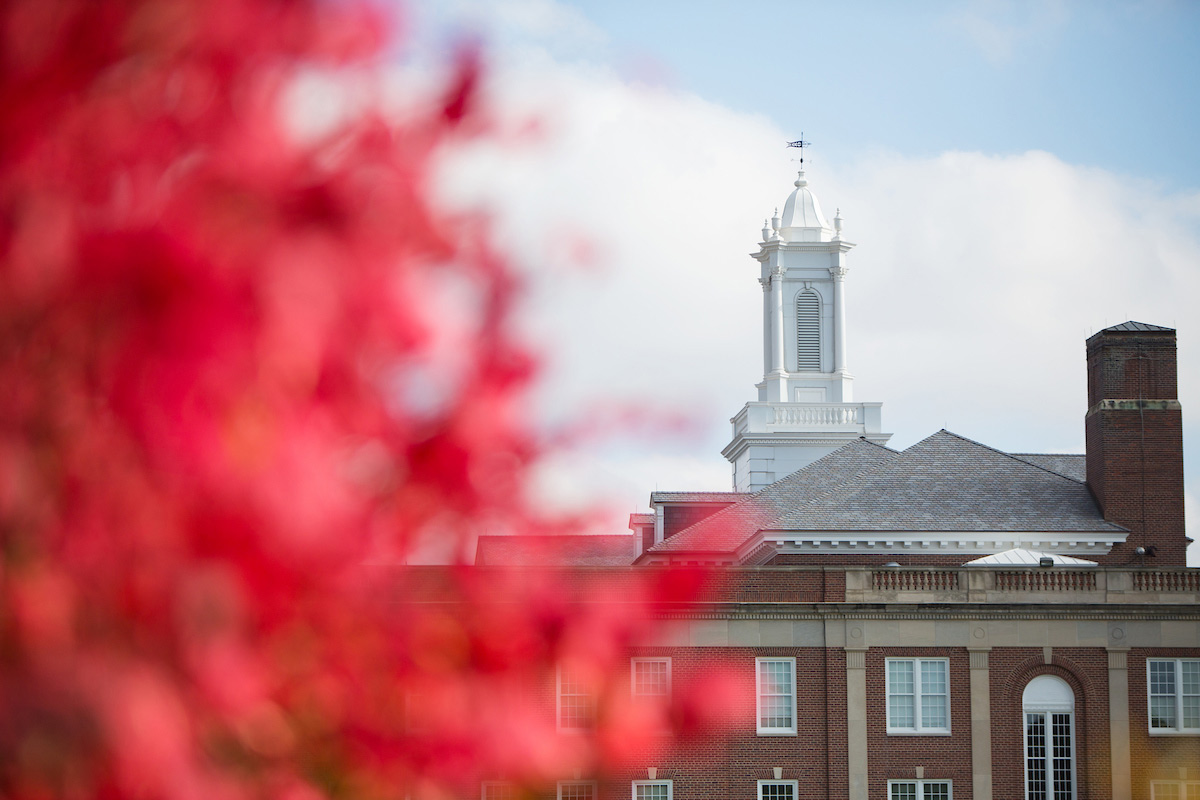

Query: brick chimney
[1085,322,1188,566]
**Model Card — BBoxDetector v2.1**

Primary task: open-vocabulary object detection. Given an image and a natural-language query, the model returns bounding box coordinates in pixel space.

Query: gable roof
[644,431,1124,558]
[475,535,637,566]
[963,549,1098,567]
[643,438,900,555]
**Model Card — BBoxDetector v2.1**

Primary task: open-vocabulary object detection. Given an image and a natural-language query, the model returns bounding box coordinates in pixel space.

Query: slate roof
[1008,453,1086,482]
[644,431,1124,557]
[650,491,746,503]
[1102,321,1174,333]
[475,535,637,566]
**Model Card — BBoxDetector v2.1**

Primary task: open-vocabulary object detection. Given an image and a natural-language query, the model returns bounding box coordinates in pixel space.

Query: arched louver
[796,292,820,372]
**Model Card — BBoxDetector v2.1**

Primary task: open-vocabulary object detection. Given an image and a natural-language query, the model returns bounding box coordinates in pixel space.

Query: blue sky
[557,1,1200,190]
[405,0,1200,564]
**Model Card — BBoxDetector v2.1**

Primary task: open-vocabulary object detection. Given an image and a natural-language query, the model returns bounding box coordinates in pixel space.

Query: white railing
[769,404,861,426]
[845,567,1200,605]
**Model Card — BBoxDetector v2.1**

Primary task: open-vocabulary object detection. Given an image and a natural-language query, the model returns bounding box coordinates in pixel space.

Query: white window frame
[482,782,517,800]
[885,657,951,735]
[1147,658,1200,734]
[1023,675,1076,800]
[757,780,799,800]
[632,780,673,800]
[755,656,797,735]
[557,782,597,800]
[888,779,953,800]
[631,657,672,700]
[556,665,593,732]
[1150,780,1200,800]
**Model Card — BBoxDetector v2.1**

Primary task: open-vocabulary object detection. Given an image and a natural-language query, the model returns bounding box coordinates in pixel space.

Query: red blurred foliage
[0,1,723,798]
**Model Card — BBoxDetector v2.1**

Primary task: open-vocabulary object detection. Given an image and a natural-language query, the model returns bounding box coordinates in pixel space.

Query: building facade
[472,173,1199,800]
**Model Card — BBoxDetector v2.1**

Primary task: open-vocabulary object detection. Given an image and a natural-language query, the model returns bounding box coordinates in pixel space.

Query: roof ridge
[919,430,1089,485]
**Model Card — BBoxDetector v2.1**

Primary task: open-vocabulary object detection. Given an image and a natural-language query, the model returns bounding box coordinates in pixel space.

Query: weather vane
[786,134,811,167]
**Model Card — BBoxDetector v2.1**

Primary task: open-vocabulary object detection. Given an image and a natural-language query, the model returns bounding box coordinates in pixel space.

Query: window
[795,292,820,371]
[632,658,671,700]
[757,780,798,800]
[482,783,517,800]
[755,657,796,735]
[1023,675,1075,800]
[633,781,672,800]
[889,780,952,800]
[1148,659,1200,733]
[557,666,594,731]
[558,783,596,800]
[1151,780,1200,800]
[886,658,950,734]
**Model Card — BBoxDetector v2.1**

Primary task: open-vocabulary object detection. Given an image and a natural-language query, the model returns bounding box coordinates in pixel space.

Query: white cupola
[777,171,831,242]
[723,167,891,492]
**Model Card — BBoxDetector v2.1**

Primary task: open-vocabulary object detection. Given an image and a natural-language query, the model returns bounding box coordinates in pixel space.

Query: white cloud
[419,2,1200,565]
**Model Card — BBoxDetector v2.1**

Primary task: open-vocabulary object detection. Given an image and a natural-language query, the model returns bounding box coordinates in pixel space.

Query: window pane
[889,660,914,694]
[891,783,917,800]
[761,661,792,694]
[634,661,669,697]
[923,783,950,800]
[637,784,668,800]
[561,785,594,800]
[921,694,947,730]
[559,669,594,729]
[1150,696,1177,729]
[889,660,915,729]
[1150,661,1176,697]
[1154,785,1181,800]
[921,661,947,696]
[1182,661,1200,694]
[890,694,915,729]
[1050,713,1073,800]
[1026,713,1047,800]
[1183,662,1200,729]
[761,783,794,800]
[759,661,793,729]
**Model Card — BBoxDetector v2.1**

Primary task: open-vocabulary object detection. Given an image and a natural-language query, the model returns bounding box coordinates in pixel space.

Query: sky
[396,0,1200,564]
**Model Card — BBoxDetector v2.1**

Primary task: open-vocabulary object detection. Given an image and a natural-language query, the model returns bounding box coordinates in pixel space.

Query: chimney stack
[1085,322,1188,565]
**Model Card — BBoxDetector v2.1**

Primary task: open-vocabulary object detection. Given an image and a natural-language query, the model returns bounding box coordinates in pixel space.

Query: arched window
[1023,675,1075,800]
[795,292,820,372]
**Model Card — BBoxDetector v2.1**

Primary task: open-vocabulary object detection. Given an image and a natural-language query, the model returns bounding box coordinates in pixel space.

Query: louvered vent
[796,293,820,371]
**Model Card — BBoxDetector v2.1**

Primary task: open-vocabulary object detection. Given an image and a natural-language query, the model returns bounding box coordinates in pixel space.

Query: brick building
[471,173,1199,800]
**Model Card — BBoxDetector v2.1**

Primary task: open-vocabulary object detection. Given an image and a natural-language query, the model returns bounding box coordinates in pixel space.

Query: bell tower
[722,170,890,492]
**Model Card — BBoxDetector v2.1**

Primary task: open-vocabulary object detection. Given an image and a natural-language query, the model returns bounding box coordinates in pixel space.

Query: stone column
[969,649,993,800]
[761,277,772,379]
[1108,649,1131,800]
[771,267,786,375]
[846,648,869,800]
[830,266,848,373]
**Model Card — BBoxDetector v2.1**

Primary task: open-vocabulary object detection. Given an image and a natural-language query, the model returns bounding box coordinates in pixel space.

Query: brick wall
[1126,649,1200,800]
[864,648,973,800]
[987,648,1112,800]
[1084,327,1188,566]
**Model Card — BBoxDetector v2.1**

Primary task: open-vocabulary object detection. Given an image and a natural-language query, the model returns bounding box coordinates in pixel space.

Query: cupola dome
[778,171,831,242]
